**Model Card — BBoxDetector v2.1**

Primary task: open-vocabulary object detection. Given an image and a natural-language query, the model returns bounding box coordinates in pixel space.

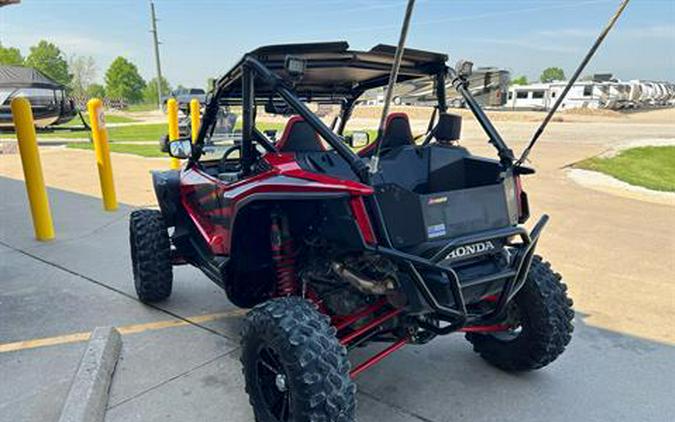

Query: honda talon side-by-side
[129,42,575,421]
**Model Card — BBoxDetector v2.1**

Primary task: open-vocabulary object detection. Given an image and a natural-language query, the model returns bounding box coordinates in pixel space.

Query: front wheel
[129,209,173,303]
[240,297,355,422]
[466,255,574,371]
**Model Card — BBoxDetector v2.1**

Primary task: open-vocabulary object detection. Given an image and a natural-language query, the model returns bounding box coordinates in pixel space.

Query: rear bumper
[370,215,548,328]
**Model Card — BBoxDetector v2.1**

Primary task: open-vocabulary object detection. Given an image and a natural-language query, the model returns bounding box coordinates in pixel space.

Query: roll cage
[189,41,515,183]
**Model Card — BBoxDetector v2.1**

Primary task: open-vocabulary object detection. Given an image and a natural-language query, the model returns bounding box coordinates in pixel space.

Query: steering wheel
[217,144,262,173]
[218,145,242,173]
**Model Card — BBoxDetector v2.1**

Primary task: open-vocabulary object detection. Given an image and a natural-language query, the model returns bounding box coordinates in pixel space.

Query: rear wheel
[466,255,574,371]
[240,297,355,422]
[129,209,173,303]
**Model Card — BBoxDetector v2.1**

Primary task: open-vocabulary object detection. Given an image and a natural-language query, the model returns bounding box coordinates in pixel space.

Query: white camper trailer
[547,82,604,110]
[506,83,552,110]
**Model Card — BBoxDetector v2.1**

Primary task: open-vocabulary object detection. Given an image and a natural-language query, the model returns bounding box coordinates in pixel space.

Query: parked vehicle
[0,65,76,129]
[161,87,207,111]
[130,42,574,421]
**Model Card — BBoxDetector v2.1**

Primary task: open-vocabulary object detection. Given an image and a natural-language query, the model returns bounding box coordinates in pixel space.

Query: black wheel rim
[256,346,291,422]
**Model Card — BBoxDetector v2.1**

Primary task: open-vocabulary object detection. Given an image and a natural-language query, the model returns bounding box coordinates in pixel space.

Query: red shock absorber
[270,212,299,296]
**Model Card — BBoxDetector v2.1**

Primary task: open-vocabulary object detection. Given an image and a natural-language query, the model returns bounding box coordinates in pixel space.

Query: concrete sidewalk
[1,176,674,422]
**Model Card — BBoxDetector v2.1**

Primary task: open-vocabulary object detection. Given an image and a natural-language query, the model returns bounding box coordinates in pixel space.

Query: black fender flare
[152,170,181,226]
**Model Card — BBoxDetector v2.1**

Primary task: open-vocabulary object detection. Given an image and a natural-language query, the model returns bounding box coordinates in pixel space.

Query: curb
[58,326,122,422]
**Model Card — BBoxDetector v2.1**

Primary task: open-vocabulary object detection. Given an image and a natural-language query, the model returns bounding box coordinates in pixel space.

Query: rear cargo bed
[376,176,518,249]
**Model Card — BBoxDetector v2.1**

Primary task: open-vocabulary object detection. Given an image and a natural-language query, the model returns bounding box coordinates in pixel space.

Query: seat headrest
[357,112,414,157]
[276,116,325,153]
[433,112,462,142]
[382,112,414,148]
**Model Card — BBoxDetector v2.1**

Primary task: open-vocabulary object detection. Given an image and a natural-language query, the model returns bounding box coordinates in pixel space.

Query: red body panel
[180,152,373,255]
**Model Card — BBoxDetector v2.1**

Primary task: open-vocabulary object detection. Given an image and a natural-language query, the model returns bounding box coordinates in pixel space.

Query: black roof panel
[217,41,449,104]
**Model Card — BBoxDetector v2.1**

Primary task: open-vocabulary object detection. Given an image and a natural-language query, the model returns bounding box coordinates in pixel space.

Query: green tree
[143,76,171,104]
[25,40,71,86]
[540,67,565,83]
[86,83,106,99]
[104,57,146,103]
[510,75,528,86]
[0,42,24,65]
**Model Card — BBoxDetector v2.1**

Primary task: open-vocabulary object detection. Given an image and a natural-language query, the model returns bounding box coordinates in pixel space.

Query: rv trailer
[381,67,510,108]
[506,83,553,110]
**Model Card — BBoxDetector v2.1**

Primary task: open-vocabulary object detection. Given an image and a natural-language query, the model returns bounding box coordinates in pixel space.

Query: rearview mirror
[168,138,193,159]
[347,131,370,148]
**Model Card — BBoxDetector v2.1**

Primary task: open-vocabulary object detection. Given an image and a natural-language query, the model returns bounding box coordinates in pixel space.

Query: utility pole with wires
[149,1,164,111]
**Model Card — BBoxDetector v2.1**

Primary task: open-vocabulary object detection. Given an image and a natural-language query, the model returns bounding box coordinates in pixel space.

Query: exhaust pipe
[331,262,396,295]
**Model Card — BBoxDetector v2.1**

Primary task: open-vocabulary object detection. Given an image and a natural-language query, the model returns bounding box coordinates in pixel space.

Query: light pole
[149,1,164,110]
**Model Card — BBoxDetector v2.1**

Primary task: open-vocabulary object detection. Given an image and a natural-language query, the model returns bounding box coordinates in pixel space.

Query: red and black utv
[130,42,574,422]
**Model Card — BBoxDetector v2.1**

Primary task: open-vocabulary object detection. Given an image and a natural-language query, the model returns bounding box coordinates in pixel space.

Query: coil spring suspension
[270,212,299,296]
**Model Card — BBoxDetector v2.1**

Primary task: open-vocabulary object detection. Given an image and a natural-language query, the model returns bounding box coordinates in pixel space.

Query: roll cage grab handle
[190,56,516,179]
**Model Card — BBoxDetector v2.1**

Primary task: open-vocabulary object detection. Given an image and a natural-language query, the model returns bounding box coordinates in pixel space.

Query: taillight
[514,175,523,217]
[514,175,530,223]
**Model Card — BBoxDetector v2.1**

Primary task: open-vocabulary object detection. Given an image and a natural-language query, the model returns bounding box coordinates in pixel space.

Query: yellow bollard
[166,98,181,169]
[11,97,55,241]
[189,98,200,143]
[87,99,118,211]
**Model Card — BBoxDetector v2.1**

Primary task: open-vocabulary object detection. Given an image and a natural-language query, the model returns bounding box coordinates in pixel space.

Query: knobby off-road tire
[240,297,356,422]
[466,255,574,371]
[129,209,173,303]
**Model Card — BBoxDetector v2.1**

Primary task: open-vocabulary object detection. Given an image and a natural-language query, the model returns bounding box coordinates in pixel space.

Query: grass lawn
[125,103,159,112]
[43,122,378,159]
[1,123,167,141]
[67,142,165,158]
[575,146,675,192]
[62,113,138,127]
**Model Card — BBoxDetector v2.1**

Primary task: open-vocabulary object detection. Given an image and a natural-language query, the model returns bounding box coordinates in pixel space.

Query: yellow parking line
[0,309,247,354]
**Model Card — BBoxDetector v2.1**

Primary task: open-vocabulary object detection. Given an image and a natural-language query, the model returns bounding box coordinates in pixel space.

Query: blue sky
[1,0,673,88]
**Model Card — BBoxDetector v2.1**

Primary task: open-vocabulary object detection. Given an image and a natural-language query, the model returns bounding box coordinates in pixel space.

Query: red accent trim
[349,196,377,245]
[350,338,408,379]
[483,295,498,303]
[358,112,413,157]
[339,308,401,346]
[459,323,512,333]
[332,298,388,332]
[275,115,326,152]
[181,154,374,255]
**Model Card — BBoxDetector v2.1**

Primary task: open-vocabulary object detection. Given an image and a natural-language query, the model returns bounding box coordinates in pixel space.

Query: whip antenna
[370,0,416,174]
[515,0,630,167]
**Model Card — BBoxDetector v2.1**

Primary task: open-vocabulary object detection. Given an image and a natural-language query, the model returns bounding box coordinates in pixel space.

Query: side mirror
[455,59,474,78]
[347,131,370,148]
[264,129,278,141]
[168,138,193,159]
